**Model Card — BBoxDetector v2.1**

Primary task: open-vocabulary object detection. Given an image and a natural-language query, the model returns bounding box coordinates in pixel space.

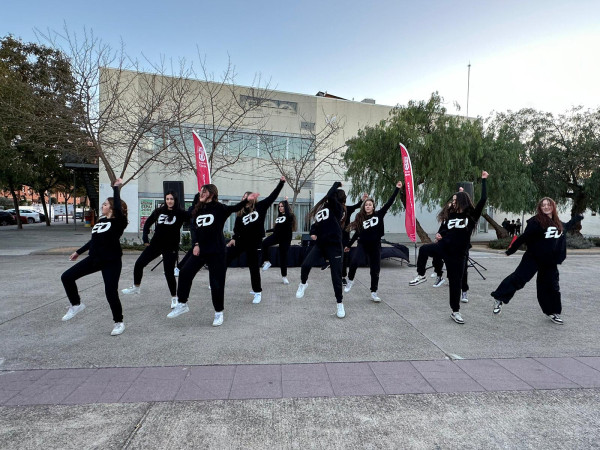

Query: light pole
[466,62,471,118]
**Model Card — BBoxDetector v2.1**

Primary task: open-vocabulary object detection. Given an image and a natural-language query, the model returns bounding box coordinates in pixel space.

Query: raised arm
[473,172,488,221]
[259,177,285,207]
[379,182,402,217]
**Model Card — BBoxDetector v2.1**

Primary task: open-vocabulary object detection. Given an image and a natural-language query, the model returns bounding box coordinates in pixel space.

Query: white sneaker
[111,322,125,336]
[122,285,140,295]
[174,267,180,277]
[451,312,464,324]
[430,272,438,278]
[62,303,86,321]
[253,292,262,304]
[212,311,224,327]
[344,279,354,293]
[371,292,381,302]
[262,261,272,271]
[296,283,308,298]
[460,292,469,303]
[433,276,446,288]
[170,296,178,309]
[167,302,189,318]
[409,275,427,286]
[336,303,346,318]
[282,276,290,285]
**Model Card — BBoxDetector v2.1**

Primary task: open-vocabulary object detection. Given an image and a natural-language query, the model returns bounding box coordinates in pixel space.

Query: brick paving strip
[1,357,599,406]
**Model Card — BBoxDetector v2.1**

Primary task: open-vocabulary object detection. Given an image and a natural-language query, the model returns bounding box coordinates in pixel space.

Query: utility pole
[466,62,471,118]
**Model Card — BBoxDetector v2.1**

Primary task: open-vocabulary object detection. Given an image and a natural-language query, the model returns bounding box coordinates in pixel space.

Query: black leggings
[61,256,123,322]
[417,243,466,312]
[348,241,381,292]
[133,244,178,296]
[261,234,291,277]
[227,242,262,293]
[177,251,226,312]
[301,243,343,302]
[492,252,561,315]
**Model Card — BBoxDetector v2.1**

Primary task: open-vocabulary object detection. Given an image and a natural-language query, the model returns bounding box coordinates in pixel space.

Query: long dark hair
[535,197,563,232]
[348,198,374,232]
[237,191,256,217]
[159,190,179,213]
[307,188,347,227]
[279,200,297,232]
[192,184,219,216]
[106,197,128,222]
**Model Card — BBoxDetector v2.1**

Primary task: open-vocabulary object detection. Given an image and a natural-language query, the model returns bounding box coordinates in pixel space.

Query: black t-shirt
[76,186,127,261]
[143,207,190,250]
[233,180,284,245]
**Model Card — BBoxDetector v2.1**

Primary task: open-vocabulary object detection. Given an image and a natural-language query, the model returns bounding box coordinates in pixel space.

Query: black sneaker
[548,314,564,325]
[342,278,347,286]
[321,263,330,271]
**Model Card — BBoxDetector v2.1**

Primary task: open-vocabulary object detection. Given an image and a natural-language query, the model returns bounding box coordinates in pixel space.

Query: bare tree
[36,26,204,187]
[262,111,347,206]
[156,55,275,179]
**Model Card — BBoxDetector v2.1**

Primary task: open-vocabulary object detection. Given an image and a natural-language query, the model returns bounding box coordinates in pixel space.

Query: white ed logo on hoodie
[242,211,259,225]
[316,209,330,222]
[92,222,111,234]
[276,216,287,224]
[544,227,562,239]
[196,214,215,227]
[158,214,176,225]
[447,218,468,229]
[363,217,379,229]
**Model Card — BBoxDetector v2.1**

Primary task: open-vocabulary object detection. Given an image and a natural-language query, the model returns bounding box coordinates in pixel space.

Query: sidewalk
[1,224,599,448]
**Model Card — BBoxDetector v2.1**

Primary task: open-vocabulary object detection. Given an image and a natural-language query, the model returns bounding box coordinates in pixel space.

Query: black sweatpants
[432,252,469,291]
[61,256,123,322]
[177,251,226,312]
[301,243,343,302]
[227,242,262,293]
[133,244,178,296]
[417,243,466,312]
[491,252,562,315]
[261,234,291,277]
[348,241,382,292]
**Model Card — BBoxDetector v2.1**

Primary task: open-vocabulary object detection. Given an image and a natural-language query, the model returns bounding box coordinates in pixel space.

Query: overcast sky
[2,0,599,117]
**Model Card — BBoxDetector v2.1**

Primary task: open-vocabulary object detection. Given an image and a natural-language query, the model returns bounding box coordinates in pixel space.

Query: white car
[7,209,41,223]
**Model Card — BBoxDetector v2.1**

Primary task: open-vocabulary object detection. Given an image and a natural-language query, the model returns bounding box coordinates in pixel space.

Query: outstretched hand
[361,193,368,201]
[482,171,489,179]
[280,176,286,182]
[247,193,259,201]
[69,252,79,261]
[396,181,403,189]
[113,178,123,187]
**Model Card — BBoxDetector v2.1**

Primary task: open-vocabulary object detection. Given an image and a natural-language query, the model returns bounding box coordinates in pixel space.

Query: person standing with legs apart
[491,198,583,324]
[296,182,347,319]
[61,179,128,336]
[122,191,190,308]
[408,171,488,324]
[261,196,297,285]
[341,193,368,286]
[168,184,258,326]
[227,177,285,304]
[344,181,402,302]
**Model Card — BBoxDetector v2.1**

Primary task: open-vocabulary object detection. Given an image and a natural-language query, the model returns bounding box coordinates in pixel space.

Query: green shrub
[488,237,519,250]
[566,234,593,249]
[119,237,146,251]
[589,237,600,247]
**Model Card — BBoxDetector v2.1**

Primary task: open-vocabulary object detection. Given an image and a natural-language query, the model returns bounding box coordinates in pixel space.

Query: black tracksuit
[261,204,294,277]
[491,214,583,315]
[227,180,285,292]
[133,207,190,296]
[177,199,248,312]
[347,187,399,292]
[61,186,127,323]
[301,182,344,302]
[416,179,487,312]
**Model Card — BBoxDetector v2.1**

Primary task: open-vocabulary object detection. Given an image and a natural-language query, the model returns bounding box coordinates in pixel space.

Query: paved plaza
[1,222,599,448]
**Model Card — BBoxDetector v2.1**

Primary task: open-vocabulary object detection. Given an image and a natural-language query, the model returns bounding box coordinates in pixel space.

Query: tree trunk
[416,219,432,243]
[569,189,586,236]
[9,182,23,230]
[482,213,509,239]
[40,192,51,226]
[64,194,69,224]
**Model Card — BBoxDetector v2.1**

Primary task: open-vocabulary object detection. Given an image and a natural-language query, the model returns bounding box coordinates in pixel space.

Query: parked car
[0,211,17,226]
[7,209,41,223]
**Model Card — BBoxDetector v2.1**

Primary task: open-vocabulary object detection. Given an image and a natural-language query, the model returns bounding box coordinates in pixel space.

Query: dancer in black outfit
[341,193,368,285]
[408,171,488,324]
[226,177,285,304]
[344,181,402,302]
[168,184,258,326]
[261,196,297,285]
[122,191,190,308]
[296,182,347,318]
[61,178,128,336]
[491,197,583,324]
